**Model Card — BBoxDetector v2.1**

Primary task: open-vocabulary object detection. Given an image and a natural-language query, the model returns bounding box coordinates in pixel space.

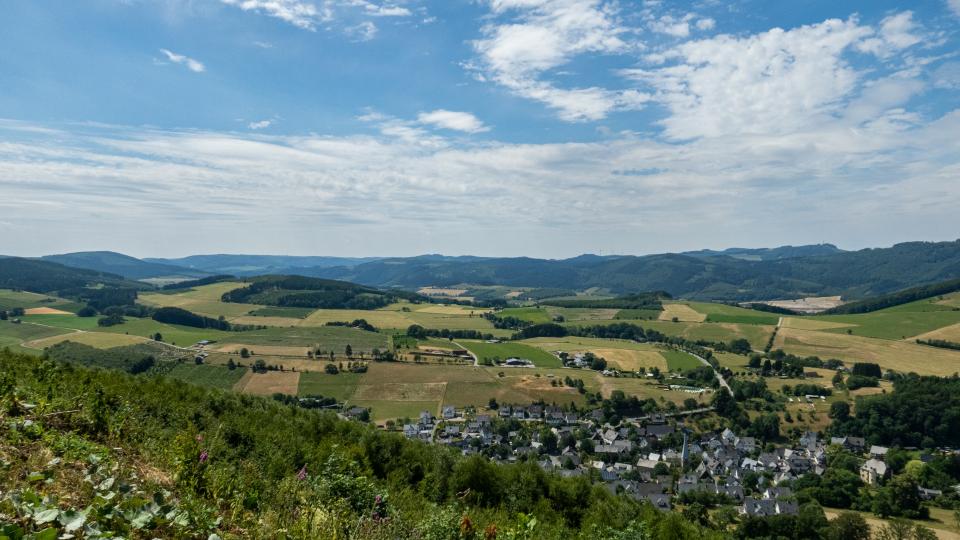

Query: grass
[247,306,317,318]
[20,313,102,331]
[660,350,703,372]
[545,307,619,322]
[218,326,388,352]
[658,303,707,322]
[613,309,660,320]
[816,308,960,340]
[0,320,72,352]
[460,340,563,368]
[139,282,260,319]
[775,326,960,376]
[521,337,668,371]
[298,371,363,401]
[90,317,233,347]
[0,289,76,311]
[25,332,148,350]
[167,363,248,390]
[350,400,440,424]
[498,307,553,324]
[235,370,301,396]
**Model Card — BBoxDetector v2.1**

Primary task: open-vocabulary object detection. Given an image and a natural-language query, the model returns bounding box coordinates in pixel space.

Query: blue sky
[1,0,959,258]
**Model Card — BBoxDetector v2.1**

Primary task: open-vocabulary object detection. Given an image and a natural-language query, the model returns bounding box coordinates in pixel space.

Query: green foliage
[541,293,666,310]
[152,306,231,330]
[221,275,421,309]
[825,277,960,314]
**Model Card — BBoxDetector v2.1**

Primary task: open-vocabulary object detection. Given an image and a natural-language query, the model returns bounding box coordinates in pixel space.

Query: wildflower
[196,434,203,442]
[199,450,209,463]
[297,465,307,481]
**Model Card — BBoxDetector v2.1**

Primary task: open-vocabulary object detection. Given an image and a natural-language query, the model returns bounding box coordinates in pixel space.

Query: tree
[826,512,870,540]
[828,401,850,421]
[77,305,97,317]
[240,347,250,359]
[729,338,752,355]
[153,332,163,342]
[325,363,339,375]
[0,310,6,320]
[852,362,882,378]
[748,413,780,441]
[488,398,499,410]
[345,344,353,358]
[226,359,236,370]
[832,370,845,388]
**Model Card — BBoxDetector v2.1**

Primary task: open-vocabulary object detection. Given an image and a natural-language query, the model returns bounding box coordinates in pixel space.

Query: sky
[1,0,959,259]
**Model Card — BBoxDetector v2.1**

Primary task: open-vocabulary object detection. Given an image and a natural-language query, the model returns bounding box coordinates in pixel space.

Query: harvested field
[351,400,440,423]
[911,322,960,342]
[353,382,446,401]
[24,307,73,315]
[235,370,301,396]
[775,326,960,376]
[658,303,707,322]
[229,316,304,327]
[413,305,491,316]
[24,332,148,350]
[780,317,855,331]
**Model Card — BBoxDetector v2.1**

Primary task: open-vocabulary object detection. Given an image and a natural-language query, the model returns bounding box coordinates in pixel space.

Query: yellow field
[302,309,414,328]
[522,337,670,371]
[234,370,301,395]
[658,303,707,322]
[139,282,260,319]
[229,315,305,327]
[775,327,960,376]
[912,322,960,342]
[935,292,960,308]
[780,317,856,331]
[412,305,491,316]
[24,307,73,315]
[24,332,148,349]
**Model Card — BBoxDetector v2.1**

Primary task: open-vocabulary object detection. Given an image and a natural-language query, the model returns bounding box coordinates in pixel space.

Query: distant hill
[220,275,424,309]
[823,277,960,314]
[145,254,383,277]
[0,257,140,294]
[682,244,844,261]
[309,241,960,301]
[41,251,208,280]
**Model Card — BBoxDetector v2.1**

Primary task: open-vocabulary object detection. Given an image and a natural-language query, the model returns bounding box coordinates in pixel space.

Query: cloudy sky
[2,0,959,259]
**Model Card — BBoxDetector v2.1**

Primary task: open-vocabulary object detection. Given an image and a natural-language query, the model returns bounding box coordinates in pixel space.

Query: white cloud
[159,49,205,72]
[253,40,274,48]
[948,0,960,17]
[346,20,378,41]
[472,0,648,121]
[220,0,322,30]
[248,119,272,129]
[621,16,927,140]
[649,15,691,38]
[416,110,490,133]
[345,0,411,17]
[696,18,715,31]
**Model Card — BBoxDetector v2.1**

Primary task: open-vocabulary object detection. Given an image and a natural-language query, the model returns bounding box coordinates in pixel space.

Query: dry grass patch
[911,322,960,342]
[235,370,300,396]
[216,343,310,357]
[353,382,446,401]
[775,327,960,376]
[24,332,148,349]
[659,303,707,322]
[24,307,73,315]
[229,315,305,327]
[413,305,491,316]
[781,317,856,331]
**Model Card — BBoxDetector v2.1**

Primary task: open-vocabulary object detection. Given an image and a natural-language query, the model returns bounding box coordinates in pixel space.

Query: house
[860,458,889,486]
[919,487,943,500]
[419,411,434,426]
[869,446,889,459]
[345,407,369,420]
[442,406,456,419]
[403,424,418,438]
[830,436,866,452]
[645,493,672,512]
[499,406,512,418]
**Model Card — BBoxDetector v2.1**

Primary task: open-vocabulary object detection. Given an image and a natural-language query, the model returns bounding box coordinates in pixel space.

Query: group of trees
[220,275,423,309]
[152,306,233,330]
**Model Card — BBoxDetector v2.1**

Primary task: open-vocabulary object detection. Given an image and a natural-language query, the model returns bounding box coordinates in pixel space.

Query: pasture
[218,325,388,352]
[24,332,148,350]
[0,320,71,352]
[298,371,364,401]
[460,340,563,368]
[774,326,960,376]
[521,336,669,371]
[247,306,316,318]
[139,282,259,319]
[499,307,553,324]
[658,303,707,322]
[816,306,960,340]
[660,350,703,372]
[0,289,77,311]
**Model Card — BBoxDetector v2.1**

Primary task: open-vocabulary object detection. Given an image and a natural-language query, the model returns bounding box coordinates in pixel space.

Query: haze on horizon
[2,0,960,259]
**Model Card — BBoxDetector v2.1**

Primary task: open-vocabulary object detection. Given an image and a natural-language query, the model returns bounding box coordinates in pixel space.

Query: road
[683,349,733,396]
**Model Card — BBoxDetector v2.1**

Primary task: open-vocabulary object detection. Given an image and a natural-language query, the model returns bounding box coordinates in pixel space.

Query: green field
[298,371,364,401]
[0,289,77,311]
[218,325,389,352]
[167,363,248,390]
[20,313,102,331]
[660,350,703,371]
[0,320,71,352]
[89,317,233,347]
[460,340,562,368]
[247,306,316,318]
[498,307,553,324]
[614,309,661,320]
[814,298,960,340]
[684,301,781,325]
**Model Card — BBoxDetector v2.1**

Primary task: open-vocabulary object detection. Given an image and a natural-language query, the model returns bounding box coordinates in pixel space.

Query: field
[774,326,960,376]
[24,331,148,350]
[499,307,553,324]
[0,289,78,311]
[522,336,669,371]
[167,363,248,390]
[247,306,316,318]
[913,322,960,342]
[660,350,703,371]
[218,325,388,352]
[21,313,101,331]
[298,371,364,400]
[234,370,301,395]
[0,320,72,352]
[139,282,259,319]
[658,303,707,322]
[460,340,563,367]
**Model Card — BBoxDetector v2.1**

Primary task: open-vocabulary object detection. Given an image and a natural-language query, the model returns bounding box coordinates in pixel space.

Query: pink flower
[375,495,382,504]
[199,450,209,463]
[297,465,307,481]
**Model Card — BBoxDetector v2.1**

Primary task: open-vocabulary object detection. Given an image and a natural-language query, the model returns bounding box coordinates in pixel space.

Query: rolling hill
[144,254,383,276]
[0,257,143,294]
[41,251,209,280]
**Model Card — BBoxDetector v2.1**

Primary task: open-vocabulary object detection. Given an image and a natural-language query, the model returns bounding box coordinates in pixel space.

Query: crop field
[24,332,148,350]
[351,400,441,423]
[660,350,703,371]
[215,343,310,357]
[218,325,388,352]
[298,371,364,400]
[0,320,71,351]
[546,307,619,321]
[353,382,447,401]
[460,340,562,367]
[301,308,413,329]
[815,307,960,340]
[21,313,101,331]
[913,322,960,342]
[774,326,960,376]
[780,317,854,331]
[685,302,781,325]
[658,303,707,322]
[713,352,750,371]
[613,309,660,320]
[167,363,248,390]
[498,307,552,324]
[414,305,491,316]
[234,370,301,395]
[90,317,233,347]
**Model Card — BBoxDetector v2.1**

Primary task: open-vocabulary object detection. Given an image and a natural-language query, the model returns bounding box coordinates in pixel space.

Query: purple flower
[375,495,382,504]
[297,465,307,481]
[199,450,209,463]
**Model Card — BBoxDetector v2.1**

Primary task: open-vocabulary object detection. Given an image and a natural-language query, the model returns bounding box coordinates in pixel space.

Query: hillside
[41,251,209,280]
[145,254,383,276]
[0,257,137,294]
[220,275,423,309]
[310,241,960,301]
[682,244,845,261]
